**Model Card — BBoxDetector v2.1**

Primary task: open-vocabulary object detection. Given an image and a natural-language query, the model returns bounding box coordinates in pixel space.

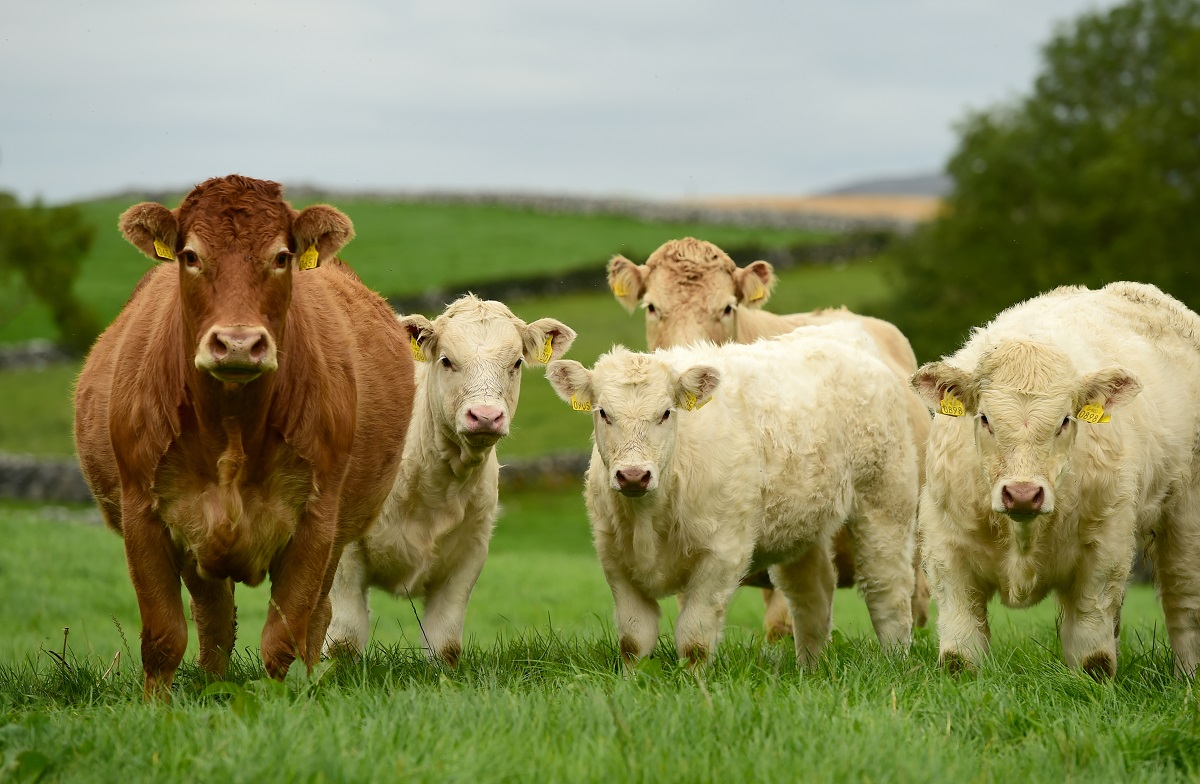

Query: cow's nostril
[208,332,230,361]
[248,334,268,362]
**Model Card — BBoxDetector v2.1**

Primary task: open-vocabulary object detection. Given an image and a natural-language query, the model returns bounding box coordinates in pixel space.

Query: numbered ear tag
[610,278,627,297]
[684,391,709,411]
[748,286,764,303]
[298,245,319,270]
[410,336,427,362]
[939,391,965,417]
[537,336,553,363]
[153,240,174,261]
[1076,403,1111,423]
[570,394,591,412]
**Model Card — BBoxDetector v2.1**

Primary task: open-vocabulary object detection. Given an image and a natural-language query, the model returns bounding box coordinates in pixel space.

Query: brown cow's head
[119,175,353,385]
[607,238,775,349]
[913,339,1141,544]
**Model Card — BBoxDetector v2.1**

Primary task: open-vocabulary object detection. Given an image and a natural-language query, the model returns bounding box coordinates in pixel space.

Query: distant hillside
[820,172,953,198]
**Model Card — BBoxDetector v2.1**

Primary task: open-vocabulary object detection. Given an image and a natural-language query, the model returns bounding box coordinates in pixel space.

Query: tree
[878,0,1200,361]
[0,194,100,353]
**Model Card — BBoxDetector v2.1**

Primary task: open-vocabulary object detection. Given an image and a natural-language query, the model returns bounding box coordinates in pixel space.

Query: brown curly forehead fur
[178,175,293,250]
[644,238,737,287]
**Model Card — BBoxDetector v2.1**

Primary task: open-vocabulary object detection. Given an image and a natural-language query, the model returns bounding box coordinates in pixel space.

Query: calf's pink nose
[1002,482,1045,514]
[465,405,506,434]
[615,468,652,492]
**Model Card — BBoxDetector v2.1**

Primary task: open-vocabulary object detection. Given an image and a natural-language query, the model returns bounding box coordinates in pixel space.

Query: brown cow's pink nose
[1002,482,1045,515]
[465,406,507,435]
[615,468,652,494]
[208,326,271,366]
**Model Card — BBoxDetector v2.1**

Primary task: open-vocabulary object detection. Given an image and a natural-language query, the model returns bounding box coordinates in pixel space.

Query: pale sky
[1,0,1116,204]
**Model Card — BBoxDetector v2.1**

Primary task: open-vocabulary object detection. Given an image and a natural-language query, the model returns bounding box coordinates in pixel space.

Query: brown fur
[73,175,414,698]
[607,238,932,633]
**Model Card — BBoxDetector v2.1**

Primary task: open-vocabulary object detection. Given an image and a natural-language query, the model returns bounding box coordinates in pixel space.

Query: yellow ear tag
[153,240,174,261]
[1076,403,1111,423]
[748,286,764,303]
[570,394,592,412]
[684,392,709,411]
[410,336,427,362]
[298,246,319,271]
[537,336,553,363]
[939,391,965,417]
[611,280,627,297]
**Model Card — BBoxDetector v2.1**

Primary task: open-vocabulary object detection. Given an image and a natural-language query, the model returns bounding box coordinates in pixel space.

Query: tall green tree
[0,195,100,353]
[879,0,1200,361]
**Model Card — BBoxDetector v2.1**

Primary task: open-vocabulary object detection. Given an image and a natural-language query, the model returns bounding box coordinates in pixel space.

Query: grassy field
[0,259,892,458]
[1,496,1196,782]
[0,195,834,346]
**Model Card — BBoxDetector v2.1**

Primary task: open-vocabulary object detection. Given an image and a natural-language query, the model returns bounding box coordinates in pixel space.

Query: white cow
[546,323,917,666]
[912,281,1200,678]
[324,296,576,663]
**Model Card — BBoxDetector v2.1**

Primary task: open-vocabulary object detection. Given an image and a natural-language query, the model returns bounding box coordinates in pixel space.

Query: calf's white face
[403,298,575,452]
[913,339,1141,530]
[546,349,719,497]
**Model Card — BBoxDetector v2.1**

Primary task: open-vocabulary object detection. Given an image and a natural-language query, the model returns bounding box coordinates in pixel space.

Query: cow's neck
[187,369,276,463]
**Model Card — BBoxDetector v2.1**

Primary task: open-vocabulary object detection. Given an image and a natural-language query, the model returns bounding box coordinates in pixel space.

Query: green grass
[0,495,1195,783]
[0,195,835,345]
[0,259,892,458]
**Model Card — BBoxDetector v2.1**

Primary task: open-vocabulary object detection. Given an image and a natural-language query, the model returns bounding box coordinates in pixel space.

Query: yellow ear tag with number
[570,394,591,412]
[153,240,174,261]
[939,391,965,417]
[537,336,553,363]
[410,336,427,362]
[1076,403,1111,423]
[748,285,764,303]
[684,391,709,411]
[298,246,319,271]
[611,280,627,297]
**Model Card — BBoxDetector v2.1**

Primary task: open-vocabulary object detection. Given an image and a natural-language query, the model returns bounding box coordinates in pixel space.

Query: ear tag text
[537,336,553,363]
[611,280,627,297]
[410,336,427,362]
[939,392,965,417]
[1076,403,1111,423]
[684,391,709,411]
[571,394,591,412]
[153,240,174,261]
[298,246,319,271]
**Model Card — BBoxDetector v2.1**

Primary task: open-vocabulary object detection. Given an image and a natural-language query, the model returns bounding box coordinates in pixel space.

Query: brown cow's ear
[911,361,977,416]
[1074,366,1142,415]
[292,205,355,268]
[398,313,436,363]
[523,318,577,365]
[734,261,776,309]
[119,203,179,262]
[607,256,646,314]
[545,360,594,410]
[675,365,721,411]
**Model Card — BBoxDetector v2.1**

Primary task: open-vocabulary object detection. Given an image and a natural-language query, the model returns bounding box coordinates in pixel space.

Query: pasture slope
[0,497,1196,782]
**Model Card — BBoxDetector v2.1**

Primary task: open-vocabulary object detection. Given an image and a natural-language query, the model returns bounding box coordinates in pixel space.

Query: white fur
[547,322,918,666]
[915,281,1200,677]
[324,296,574,661]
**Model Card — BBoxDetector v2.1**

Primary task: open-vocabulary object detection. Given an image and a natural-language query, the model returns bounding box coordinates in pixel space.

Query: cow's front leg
[181,559,235,680]
[675,554,744,666]
[263,498,338,679]
[1156,487,1200,678]
[603,565,660,666]
[324,542,372,657]
[928,555,991,673]
[419,537,490,666]
[122,495,188,700]
[770,540,836,667]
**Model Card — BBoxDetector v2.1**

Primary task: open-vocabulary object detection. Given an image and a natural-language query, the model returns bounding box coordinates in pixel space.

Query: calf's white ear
[734,261,775,308]
[675,365,721,410]
[1074,366,1142,414]
[292,205,355,268]
[399,313,437,362]
[911,361,977,414]
[119,203,179,262]
[546,360,594,408]
[607,256,646,314]
[523,318,577,365]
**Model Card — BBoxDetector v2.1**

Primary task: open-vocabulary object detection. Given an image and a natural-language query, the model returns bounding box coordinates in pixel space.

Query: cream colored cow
[324,296,575,663]
[547,323,917,666]
[913,282,1200,678]
[608,237,931,636]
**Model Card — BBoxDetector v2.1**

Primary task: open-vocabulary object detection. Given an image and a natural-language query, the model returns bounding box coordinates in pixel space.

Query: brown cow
[607,237,931,638]
[73,175,414,698]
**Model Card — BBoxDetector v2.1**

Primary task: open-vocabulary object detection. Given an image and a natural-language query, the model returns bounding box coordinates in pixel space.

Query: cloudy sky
[2,0,1116,204]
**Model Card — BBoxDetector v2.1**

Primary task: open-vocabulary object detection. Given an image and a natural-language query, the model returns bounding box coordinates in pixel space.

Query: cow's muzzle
[196,325,278,383]
[613,467,653,497]
[999,481,1047,519]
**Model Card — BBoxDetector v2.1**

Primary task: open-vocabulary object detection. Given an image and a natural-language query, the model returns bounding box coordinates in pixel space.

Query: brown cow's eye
[178,250,200,269]
[273,251,292,270]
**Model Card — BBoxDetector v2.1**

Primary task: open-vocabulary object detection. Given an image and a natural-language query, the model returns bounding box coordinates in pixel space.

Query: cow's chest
[155,437,312,586]
[362,496,472,597]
